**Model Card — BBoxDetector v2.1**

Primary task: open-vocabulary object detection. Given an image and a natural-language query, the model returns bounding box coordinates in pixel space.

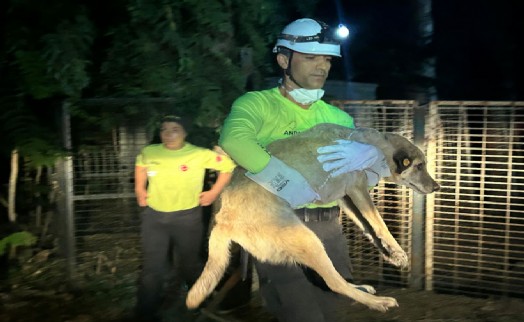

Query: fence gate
[57,102,151,279]
[426,101,524,297]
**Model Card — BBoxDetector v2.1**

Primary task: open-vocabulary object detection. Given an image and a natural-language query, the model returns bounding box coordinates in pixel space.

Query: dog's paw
[366,296,399,313]
[386,250,409,268]
[391,250,409,268]
[355,284,376,294]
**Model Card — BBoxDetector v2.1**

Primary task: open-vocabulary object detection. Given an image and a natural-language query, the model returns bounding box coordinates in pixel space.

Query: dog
[186,123,440,312]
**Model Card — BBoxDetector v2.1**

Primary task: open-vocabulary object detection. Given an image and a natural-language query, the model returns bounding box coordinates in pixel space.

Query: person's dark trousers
[136,206,207,321]
[254,207,353,322]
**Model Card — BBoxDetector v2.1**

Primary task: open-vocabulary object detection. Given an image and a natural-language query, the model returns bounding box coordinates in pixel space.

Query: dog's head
[385,134,440,194]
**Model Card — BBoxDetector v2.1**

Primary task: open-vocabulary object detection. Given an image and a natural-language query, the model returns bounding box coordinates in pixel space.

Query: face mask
[288,88,325,105]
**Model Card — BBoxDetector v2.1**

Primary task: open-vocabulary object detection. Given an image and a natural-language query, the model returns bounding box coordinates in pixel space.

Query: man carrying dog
[219,18,389,322]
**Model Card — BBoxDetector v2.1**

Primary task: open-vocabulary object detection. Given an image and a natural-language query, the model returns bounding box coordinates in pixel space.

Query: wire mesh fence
[426,101,524,298]
[66,120,149,279]
[54,99,524,300]
[333,100,418,287]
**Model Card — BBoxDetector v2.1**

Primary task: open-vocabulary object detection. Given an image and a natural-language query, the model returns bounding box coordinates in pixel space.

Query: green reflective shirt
[136,143,236,212]
[219,87,354,208]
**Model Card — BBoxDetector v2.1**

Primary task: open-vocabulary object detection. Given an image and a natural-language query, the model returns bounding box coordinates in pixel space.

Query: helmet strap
[283,50,293,78]
[283,51,306,89]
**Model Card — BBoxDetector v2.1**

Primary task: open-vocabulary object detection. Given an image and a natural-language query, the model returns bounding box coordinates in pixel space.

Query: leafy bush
[0,231,37,256]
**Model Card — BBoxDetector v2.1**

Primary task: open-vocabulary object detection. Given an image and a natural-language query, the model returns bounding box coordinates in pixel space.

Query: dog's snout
[433,181,441,192]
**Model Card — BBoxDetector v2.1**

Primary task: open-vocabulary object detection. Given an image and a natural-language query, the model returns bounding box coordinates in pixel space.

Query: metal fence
[56,100,524,299]
[56,116,149,278]
[333,100,524,298]
[332,100,419,288]
[426,101,524,297]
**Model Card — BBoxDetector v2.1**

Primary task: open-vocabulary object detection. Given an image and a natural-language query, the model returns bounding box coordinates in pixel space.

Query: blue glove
[317,140,391,186]
[363,152,391,186]
[246,156,320,208]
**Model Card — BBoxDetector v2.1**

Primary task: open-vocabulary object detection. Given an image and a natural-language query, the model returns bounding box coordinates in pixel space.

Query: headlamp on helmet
[278,22,349,45]
[273,18,349,57]
[334,24,350,40]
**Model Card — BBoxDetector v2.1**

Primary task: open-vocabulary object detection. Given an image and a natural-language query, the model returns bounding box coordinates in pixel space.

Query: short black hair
[161,115,192,132]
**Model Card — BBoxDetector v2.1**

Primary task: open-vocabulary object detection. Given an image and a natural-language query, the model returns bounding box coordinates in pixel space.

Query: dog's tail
[186,224,232,309]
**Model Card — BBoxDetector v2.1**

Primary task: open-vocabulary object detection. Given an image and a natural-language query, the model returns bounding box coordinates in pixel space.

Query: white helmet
[273,18,343,57]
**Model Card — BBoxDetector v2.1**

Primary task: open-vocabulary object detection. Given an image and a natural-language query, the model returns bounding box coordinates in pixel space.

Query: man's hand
[199,190,219,206]
[317,139,391,186]
[135,189,148,207]
[317,140,380,176]
[364,156,391,187]
[134,165,149,207]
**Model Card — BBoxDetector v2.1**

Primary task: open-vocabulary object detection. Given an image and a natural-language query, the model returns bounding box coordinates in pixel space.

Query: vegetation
[0,231,37,256]
[0,3,320,319]
[0,0,321,225]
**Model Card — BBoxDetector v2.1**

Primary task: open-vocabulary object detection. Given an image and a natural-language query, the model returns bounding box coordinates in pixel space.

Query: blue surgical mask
[288,88,325,105]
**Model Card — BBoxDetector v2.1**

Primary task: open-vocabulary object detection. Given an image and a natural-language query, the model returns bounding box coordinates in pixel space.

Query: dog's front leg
[345,181,408,268]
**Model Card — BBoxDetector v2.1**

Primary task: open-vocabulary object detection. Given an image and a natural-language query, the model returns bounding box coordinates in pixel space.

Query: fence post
[410,102,427,290]
[60,101,76,281]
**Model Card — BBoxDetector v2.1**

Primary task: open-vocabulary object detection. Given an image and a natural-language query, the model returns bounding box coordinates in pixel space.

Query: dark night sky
[310,0,524,100]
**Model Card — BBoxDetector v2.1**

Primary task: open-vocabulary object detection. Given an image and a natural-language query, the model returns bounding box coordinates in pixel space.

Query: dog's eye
[403,159,410,167]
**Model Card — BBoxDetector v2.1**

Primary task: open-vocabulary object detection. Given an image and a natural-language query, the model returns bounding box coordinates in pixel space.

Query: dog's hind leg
[186,223,232,309]
[271,223,398,312]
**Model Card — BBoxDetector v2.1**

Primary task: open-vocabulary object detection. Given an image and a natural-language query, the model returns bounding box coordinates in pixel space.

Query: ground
[1,251,523,322]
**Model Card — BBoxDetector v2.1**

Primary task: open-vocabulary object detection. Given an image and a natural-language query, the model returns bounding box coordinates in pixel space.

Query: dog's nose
[433,181,441,192]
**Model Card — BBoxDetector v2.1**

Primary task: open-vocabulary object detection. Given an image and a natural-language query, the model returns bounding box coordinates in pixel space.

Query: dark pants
[254,207,353,322]
[136,206,207,320]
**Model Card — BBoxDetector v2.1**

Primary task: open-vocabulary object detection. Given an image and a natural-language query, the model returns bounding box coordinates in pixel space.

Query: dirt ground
[1,253,523,322]
[191,287,524,322]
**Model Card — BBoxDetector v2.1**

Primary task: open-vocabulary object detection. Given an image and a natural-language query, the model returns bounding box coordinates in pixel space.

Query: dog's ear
[392,150,412,174]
